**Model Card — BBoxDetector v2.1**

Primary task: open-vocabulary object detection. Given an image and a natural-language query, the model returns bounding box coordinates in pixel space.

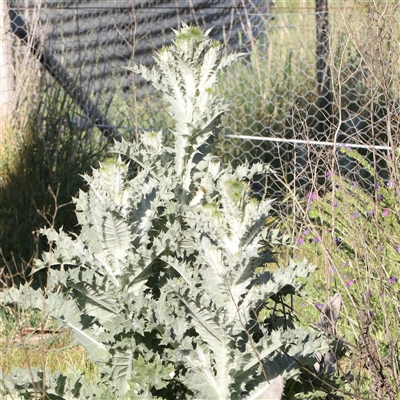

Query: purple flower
[293,253,300,259]
[313,236,320,243]
[387,181,396,188]
[326,170,332,179]
[333,202,338,208]
[315,302,324,310]
[379,194,385,201]
[303,228,311,235]
[367,210,375,217]
[378,244,384,251]
[297,237,305,246]
[345,278,355,287]
[365,289,372,300]
[376,183,381,189]
[389,277,398,284]
[308,192,318,204]
[396,245,400,252]
[382,208,390,217]
[351,212,359,218]
[352,181,358,187]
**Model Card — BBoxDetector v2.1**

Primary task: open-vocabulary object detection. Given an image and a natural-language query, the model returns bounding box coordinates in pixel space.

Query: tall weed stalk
[290,1,400,398]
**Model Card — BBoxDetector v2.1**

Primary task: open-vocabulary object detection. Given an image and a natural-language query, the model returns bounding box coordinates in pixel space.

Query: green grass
[0,74,109,287]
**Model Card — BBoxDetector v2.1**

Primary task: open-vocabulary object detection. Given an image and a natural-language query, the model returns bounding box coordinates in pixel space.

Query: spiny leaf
[246,376,284,400]
[102,212,130,260]
[65,321,109,364]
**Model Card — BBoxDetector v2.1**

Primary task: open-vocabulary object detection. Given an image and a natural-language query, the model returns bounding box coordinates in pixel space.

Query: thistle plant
[1,25,332,399]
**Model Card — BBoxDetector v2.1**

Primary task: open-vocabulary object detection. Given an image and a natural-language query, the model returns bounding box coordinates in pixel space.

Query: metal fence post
[316,0,332,124]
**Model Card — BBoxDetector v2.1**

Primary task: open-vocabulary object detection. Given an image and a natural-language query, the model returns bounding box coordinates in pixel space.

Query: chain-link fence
[3,0,270,140]
[2,1,400,210]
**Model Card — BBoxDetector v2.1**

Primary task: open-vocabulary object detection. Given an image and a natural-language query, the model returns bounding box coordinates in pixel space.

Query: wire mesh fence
[2,1,400,210]
[217,1,400,209]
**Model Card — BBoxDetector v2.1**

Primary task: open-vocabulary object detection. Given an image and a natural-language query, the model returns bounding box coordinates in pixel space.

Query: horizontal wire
[88,126,394,152]
[222,134,394,151]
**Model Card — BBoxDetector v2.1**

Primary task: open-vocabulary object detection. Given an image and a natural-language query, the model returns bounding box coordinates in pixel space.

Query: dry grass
[1,330,98,380]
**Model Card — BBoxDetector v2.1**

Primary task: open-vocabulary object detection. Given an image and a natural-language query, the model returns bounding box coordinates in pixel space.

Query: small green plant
[1,25,334,399]
[298,147,400,399]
